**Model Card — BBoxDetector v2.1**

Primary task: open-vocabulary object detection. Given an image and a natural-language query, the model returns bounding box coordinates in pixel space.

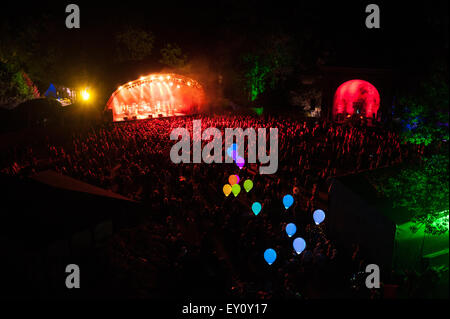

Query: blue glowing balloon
[283,194,294,209]
[293,237,306,254]
[285,223,297,237]
[264,248,277,265]
[227,144,238,159]
[313,209,326,225]
[252,202,262,216]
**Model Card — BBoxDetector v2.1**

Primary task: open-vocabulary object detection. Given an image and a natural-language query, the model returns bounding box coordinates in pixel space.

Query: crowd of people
[0,114,425,298]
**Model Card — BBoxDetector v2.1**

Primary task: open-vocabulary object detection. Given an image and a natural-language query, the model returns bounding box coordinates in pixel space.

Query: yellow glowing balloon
[223,184,232,197]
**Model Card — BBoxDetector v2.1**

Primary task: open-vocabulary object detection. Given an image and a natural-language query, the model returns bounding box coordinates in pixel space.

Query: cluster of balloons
[263,208,327,265]
[264,223,306,261]
[286,223,306,253]
[221,142,327,267]
[262,195,293,265]
[227,144,245,169]
[224,172,326,266]
[222,183,240,197]
[223,175,254,197]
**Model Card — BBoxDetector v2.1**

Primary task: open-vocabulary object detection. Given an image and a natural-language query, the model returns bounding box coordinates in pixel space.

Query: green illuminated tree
[240,34,294,102]
[378,154,449,235]
[395,61,449,146]
[242,55,271,102]
[0,62,40,108]
[0,16,60,88]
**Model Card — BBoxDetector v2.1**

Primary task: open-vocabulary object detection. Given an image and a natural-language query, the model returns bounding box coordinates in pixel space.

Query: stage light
[81,89,90,101]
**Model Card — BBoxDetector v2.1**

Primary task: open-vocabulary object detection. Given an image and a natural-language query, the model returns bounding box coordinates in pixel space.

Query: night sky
[2,1,448,100]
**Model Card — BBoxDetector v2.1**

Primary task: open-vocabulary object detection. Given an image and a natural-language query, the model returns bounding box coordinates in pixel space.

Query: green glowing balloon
[231,184,241,197]
[244,180,253,192]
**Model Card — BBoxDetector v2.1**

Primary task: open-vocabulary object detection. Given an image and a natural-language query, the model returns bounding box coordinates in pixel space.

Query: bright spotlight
[81,89,90,101]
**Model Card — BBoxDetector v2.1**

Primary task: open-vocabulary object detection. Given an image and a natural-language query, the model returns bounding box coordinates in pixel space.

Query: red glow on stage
[106,73,205,122]
[332,79,380,122]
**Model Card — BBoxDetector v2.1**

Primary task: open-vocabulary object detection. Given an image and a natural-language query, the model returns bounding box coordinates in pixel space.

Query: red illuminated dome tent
[332,79,380,123]
[319,65,394,124]
[106,73,205,122]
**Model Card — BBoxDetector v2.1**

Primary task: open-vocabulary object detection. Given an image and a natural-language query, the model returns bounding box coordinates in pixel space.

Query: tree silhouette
[115,26,155,62]
[159,43,188,69]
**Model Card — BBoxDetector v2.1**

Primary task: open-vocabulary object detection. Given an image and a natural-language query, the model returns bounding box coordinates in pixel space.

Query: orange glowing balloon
[228,175,238,185]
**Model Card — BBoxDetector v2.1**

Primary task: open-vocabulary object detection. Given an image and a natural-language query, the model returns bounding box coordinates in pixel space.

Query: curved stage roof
[106,73,205,122]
